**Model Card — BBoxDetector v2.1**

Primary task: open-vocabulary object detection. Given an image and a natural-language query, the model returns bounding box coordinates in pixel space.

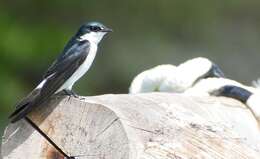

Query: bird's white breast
[57,42,98,92]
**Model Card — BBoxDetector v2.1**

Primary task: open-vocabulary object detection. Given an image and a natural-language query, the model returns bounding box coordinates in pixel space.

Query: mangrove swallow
[9,21,112,123]
[8,22,112,159]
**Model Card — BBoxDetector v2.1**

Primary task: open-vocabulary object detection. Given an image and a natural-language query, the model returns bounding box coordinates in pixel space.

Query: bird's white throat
[79,32,106,44]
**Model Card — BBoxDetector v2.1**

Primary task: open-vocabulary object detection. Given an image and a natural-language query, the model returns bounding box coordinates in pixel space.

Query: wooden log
[1,93,260,159]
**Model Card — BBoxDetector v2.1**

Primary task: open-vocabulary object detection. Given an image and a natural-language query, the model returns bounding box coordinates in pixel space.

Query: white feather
[35,73,55,89]
[56,43,97,92]
[36,79,47,89]
[129,65,177,94]
[79,32,106,45]
[159,58,212,92]
[129,57,215,94]
[172,57,212,88]
[252,78,260,89]
[56,32,106,92]
[184,77,258,96]
[246,93,260,120]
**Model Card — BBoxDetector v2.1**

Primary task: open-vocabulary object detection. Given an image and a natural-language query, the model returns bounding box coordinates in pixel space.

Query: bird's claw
[63,90,79,98]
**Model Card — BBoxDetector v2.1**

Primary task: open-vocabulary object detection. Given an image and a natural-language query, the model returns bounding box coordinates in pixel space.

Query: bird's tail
[9,89,41,123]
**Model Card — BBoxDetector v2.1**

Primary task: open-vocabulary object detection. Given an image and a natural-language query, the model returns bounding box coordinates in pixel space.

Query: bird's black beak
[192,63,225,86]
[203,63,225,78]
[207,63,225,78]
[101,27,113,32]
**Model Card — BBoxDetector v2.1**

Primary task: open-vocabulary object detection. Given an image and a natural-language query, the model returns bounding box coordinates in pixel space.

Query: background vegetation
[1,0,260,137]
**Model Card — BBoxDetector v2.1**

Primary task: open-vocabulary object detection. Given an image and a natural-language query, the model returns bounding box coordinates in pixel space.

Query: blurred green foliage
[1,0,260,137]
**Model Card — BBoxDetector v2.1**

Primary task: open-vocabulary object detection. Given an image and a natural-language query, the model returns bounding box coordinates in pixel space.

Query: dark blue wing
[43,40,90,78]
[9,40,90,123]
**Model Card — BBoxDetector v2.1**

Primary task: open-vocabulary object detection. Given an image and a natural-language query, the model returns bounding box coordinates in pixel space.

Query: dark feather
[9,40,90,123]
[9,89,40,123]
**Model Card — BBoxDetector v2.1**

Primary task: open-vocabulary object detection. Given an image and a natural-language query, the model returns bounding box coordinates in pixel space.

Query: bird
[129,57,225,94]
[184,77,260,125]
[8,21,112,158]
[9,21,112,123]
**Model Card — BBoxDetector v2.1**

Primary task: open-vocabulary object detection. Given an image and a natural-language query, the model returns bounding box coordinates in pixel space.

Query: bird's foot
[63,90,79,98]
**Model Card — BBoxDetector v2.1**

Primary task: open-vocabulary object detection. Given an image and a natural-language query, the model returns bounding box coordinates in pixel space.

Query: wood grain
[2,93,260,159]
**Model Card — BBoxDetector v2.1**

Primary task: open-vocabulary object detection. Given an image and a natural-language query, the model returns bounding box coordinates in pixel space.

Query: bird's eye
[90,26,101,32]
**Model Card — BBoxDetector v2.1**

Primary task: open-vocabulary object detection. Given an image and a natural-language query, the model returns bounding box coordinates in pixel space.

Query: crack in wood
[95,117,119,138]
[127,124,157,134]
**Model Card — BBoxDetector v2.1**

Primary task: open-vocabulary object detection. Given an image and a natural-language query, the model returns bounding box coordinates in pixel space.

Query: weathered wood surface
[1,93,260,159]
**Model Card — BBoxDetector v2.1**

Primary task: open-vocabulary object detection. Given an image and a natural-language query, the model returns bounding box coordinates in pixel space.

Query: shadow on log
[1,93,260,159]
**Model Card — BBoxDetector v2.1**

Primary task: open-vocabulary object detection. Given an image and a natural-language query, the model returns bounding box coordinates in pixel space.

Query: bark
[2,93,260,159]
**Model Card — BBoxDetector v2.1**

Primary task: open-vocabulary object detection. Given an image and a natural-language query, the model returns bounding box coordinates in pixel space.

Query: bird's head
[75,22,112,44]
[177,57,225,87]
